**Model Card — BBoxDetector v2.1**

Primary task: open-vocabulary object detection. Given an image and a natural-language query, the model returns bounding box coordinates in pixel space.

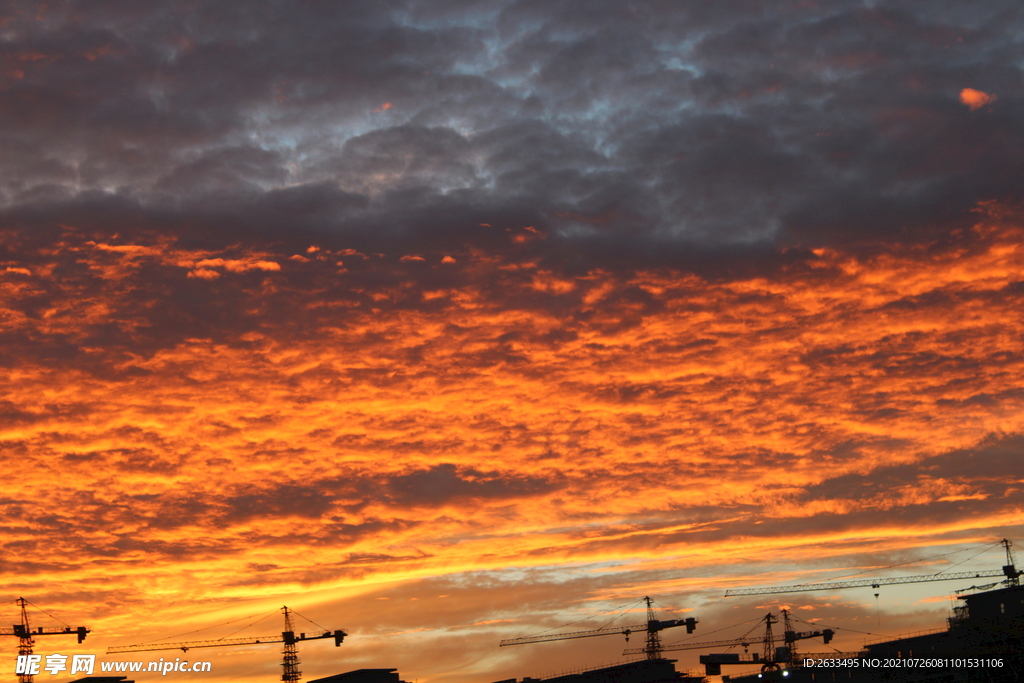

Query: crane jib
[499,617,697,646]
[106,629,348,654]
[725,540,1021,597]
[724,569,1007,596]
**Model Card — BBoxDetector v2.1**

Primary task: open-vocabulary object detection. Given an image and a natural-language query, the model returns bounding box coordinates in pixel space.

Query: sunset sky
[2,1,1024,682]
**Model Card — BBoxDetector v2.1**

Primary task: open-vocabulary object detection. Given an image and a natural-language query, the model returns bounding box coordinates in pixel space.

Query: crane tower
[108,605,346,682]
[500,596,697,660]
[2,598,90,683]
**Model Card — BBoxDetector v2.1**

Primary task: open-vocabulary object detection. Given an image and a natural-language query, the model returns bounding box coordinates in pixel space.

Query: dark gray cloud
[0,0,1020,265]
[798,433,1024,506]
[385,463,559,506]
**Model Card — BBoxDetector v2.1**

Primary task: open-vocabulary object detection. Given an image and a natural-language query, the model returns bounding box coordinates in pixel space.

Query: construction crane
[776,608,839,664]
[107,606,346,683]
[2,597,90,683]
[635,611,833,676]
[724,539,1021,597]
[499,596,697,660]
[623,609,832,664]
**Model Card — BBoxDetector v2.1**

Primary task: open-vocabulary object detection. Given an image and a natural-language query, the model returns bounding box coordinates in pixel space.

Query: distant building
[309,668,411,683]
[493,658,703,683]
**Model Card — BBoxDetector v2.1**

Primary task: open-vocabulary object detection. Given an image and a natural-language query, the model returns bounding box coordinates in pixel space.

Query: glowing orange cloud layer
[2,205,1024,680]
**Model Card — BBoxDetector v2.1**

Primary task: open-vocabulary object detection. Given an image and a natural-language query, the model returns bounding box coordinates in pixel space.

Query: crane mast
[17,597,31,683]
[643,597,661,660]
[761,612,776,669]
[781,609,794,662]
[282,606,301,683]
[1001,538,1021,586]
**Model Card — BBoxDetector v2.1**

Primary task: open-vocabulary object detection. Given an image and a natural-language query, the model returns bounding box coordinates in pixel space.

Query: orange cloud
[3,205,1024,680]
[188,267,220,279]
[194,258,282,273]
[959,88,997,110]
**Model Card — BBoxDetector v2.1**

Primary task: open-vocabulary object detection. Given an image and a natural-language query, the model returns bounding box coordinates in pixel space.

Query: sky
[1,0,1024,681]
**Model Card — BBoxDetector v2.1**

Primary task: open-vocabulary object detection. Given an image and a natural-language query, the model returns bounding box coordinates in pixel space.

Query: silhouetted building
[494,658,703,683]
[309,668,410,683]
[69,678,135,683]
